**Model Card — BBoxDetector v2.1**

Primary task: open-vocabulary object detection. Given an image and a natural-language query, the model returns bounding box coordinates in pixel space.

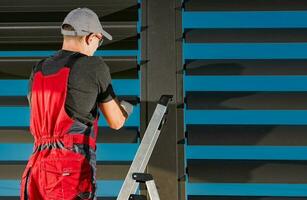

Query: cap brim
[101,29,112,40]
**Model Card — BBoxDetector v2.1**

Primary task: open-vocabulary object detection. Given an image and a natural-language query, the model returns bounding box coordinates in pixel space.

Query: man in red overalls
[20,8,133,200]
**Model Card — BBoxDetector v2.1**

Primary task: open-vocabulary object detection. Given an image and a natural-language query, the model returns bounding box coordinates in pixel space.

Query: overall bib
[20,53,99,200]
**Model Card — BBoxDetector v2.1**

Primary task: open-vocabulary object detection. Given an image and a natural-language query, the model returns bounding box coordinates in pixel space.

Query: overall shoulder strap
[33,58,47,72]
[65,52,86,68]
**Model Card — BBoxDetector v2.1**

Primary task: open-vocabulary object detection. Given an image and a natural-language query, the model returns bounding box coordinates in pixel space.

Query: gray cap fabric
[61,8,112,40]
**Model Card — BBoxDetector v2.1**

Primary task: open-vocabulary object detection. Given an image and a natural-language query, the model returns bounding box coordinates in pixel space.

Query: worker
[20,7,133,200]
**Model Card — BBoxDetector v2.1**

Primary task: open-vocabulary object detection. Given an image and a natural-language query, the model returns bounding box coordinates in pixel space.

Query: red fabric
[30,68,74,142]
[20,67,97,200]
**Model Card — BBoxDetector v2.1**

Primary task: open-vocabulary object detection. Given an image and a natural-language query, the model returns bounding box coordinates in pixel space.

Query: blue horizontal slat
[0,50,138,57]
[185,76,307,91]
[185,110,307,125]
[0,180,123,197]
[0,105,139,127]
[112,80,140,96]
[184,43,307,59]
[187,183,307,197]
[0,79,139,96]
[183,11,307,29]
[95,50,139,57]
[186,145,307,160]
[0,143,138,162]
[97,143,138,162]
[97,180,123,197]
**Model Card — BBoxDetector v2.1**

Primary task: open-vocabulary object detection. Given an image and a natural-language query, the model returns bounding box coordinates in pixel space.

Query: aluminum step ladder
[116,95,173,200]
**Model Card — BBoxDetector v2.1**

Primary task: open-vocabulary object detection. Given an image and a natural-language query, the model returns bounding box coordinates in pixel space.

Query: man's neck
[62,42,90,56]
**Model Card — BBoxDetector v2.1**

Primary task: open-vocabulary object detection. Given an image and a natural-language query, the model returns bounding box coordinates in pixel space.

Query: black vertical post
[140,0,184,199]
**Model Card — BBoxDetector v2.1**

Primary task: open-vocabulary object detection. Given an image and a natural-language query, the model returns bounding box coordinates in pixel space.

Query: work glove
[120,100,134,119]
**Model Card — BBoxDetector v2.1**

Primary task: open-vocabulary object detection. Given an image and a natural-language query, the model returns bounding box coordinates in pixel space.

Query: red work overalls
[20,53,99,200]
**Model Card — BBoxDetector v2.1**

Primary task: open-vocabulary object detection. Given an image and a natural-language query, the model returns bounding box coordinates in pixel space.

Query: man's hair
[62,24,84,41]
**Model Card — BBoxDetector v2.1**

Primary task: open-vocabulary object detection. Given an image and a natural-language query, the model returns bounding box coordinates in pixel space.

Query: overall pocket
[40,157,92,199]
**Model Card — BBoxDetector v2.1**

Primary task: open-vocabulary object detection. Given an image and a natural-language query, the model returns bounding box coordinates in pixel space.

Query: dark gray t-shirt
[28,49,115,125]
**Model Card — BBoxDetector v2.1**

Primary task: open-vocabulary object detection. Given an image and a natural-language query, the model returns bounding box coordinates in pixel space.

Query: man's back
[22,52,100,199]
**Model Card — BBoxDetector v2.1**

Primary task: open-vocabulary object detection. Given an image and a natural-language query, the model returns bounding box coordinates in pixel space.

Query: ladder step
[132,173,154,182]
[129,194,147,200]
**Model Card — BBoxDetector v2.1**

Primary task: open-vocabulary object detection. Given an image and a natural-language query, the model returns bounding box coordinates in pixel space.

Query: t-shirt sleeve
[96,58,116,103]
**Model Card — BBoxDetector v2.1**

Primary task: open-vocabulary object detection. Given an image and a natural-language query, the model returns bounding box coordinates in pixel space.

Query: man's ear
[85,34,91,46]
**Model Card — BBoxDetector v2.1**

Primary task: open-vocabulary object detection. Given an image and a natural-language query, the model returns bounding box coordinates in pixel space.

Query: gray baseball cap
[61,7,112,40]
